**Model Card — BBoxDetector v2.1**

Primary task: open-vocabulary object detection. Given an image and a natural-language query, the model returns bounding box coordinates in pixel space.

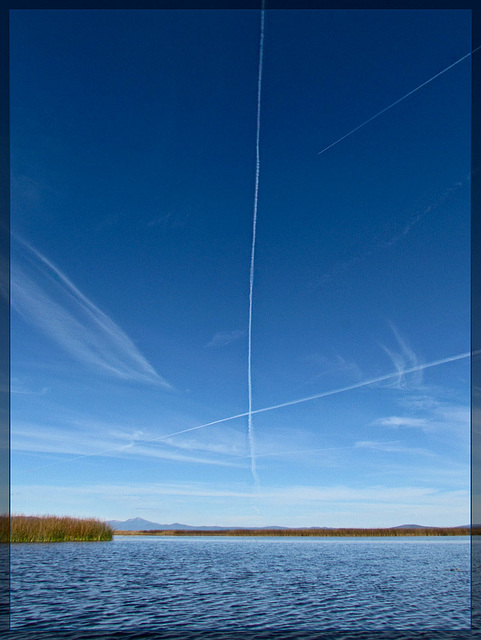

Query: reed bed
[115,526,475,537]
[11,515,113,542]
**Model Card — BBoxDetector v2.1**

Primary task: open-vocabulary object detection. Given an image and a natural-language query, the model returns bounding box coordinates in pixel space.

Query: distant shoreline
[114,526,475,537]
[7,515,476,542]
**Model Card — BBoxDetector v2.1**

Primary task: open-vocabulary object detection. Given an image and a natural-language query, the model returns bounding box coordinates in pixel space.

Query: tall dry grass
[10,514,113,542]
[120,526,474,537]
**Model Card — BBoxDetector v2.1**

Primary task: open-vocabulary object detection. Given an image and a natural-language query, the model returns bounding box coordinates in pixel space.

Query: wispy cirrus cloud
[160,434,246,457]
[13,480,467,506]
[298,352,363,389]
[373,403,470,437]
[315,177,469,291]
[233,439,434,462]
[354,440,434,456]
[206,330,246,348]
[146,207,190,229]
[146,212,175,228]
[378,323,423,389]
[13,421,246,469]
[12,481,469,527]
[11,385,49,396]
[11,237,172,388]
[374,416,429,429]
[10,375,50,396]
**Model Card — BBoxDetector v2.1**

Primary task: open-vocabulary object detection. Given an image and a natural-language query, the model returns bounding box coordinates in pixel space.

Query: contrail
[317,45,481,157]
[249,351,473,417]
[247,3,265,486]
[29,350,473,472]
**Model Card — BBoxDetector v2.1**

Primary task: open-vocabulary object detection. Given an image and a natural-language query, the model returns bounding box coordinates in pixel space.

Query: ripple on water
[9,536,471,632]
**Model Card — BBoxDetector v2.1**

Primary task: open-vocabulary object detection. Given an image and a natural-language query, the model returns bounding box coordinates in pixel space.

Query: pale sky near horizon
[9,8,471,527]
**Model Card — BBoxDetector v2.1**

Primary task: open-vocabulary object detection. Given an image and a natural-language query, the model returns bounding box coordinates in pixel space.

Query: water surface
[10,535,470,632]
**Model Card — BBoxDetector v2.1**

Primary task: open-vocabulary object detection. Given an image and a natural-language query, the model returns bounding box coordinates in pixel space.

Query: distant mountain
[106,518,213,531]
[391,524,430,529]
[107,519,468,532]
[389,524,471,529]
[107,518,291,531]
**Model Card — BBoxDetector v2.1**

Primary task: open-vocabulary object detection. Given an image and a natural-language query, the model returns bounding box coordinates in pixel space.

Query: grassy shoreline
[114,526,475,537]
[6,516,475,541]
[10,515,113,542]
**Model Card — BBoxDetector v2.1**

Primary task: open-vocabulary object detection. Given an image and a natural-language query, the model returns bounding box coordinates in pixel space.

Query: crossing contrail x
[30,350,473,472]
[247,3,265,486]
[317,45,481,157]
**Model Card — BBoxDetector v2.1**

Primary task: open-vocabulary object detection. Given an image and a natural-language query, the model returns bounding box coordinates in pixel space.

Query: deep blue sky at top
[11,9,470,398]
[9,9,472,526]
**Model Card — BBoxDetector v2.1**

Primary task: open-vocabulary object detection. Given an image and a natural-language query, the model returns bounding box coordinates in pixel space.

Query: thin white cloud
[10,382,49,396]
[28,349,471,471]
[315,176,469,291]
[233,446,352,460]
[13,480,468,506]
[206,330,246,348]
[374,416,429,429]
[399,394,441,411]
[160,435,246,457]
[233,438,435,462]
[13,422,246,469]
[11,481,469,527]
[378,323,423,389]
[333,355,362,378]
[434,405,470,426]
[299,353,363,386]
[354,440,434,456]
[360,459,469,491]
[146,209,189,229]
[147,212,173,227]
[116,444,246,467]
[11,237,172,388]
[374,403,469,443]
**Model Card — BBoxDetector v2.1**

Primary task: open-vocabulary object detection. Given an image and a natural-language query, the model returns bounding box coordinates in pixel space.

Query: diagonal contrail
[29,350,473,472]
[318,45,481,157]
[248,351,473,417]
[247,3,265,486]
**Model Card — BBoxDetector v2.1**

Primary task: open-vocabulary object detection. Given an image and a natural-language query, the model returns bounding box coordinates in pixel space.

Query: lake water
[9,536,471,635]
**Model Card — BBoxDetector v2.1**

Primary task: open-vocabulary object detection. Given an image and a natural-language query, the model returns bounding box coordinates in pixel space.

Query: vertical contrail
[248,4,265,486]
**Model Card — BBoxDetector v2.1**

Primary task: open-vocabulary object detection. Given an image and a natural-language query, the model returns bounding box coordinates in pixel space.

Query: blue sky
[9,9,471,527]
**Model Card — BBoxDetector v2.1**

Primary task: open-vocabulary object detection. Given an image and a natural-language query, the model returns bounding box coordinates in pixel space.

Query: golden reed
[115,526,475,537]
[10,514,113,542]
